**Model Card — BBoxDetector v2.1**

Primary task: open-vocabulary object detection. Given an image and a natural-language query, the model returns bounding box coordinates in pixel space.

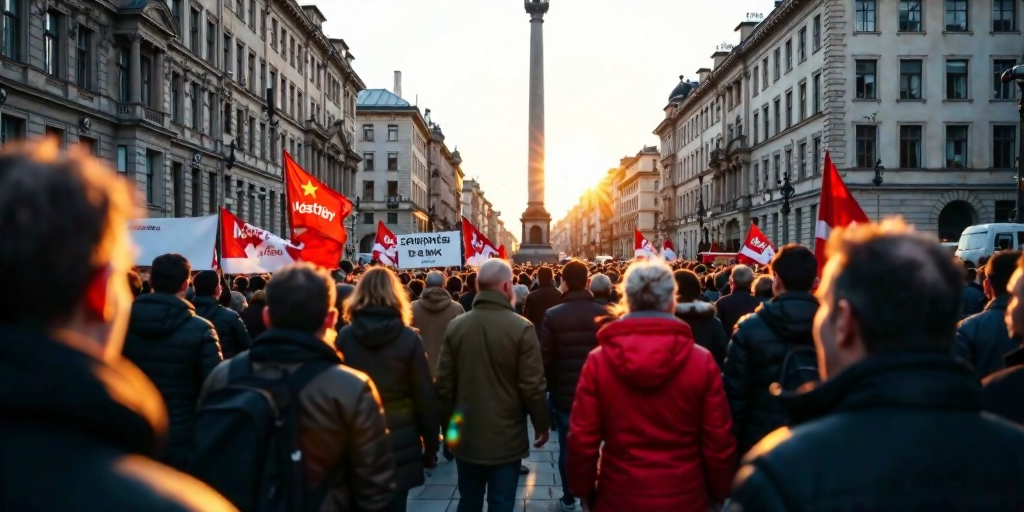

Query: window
[798,82,807,120]
[2,0,19,60]
[207,92,215,134]
[144,151,159,205]
[785,149,792,179]
[387,152,398,171]
[235,0,243,20]
[798,142,807,178]
[945,0,968,31]
[785,40,792,70]
[855,125,877,168]
[995,60,1018,100]
[752,66,759,92]
[223,34,230,70]
[76,29,91,88]
[362,180,374,202]
[812,73,821,113]
[797,28,807,62]
[236,109,244,147]
[812,137,821,175]
[899,59,923,99]
[363,152,374,170]
[45,126,63,148]
[899,0,923,31]
[899,125,923,168]
[190,83,200,128]
[189,8,200,53]
[946,59,969,99]
[855,0,876,31]
[773,99,780,135]
[289,37,295,66]
[945,125,968,167]
[236,43,244,85]
[117,48,129,102]
[140,57,151,105]
[171,73,182,122]
[248,52,255,92]
[271,18,278,48]
[762,106,769,139]
[773,154,781,183]
[785,91,792,128]
[363,124,374,141]
[993,125,1016,169]
[115,145,128,173]
[362,212,373,225]
[172,0,182,36]
[77,136,96,156]
[43,11,59,76]
[223,102,232,134]
[387,213,398,224]
[812,15,821,51]
[248,0,255,29]
[248,117,255,155]
[773,47,781,80]
[753,112,759,143]
[762,58,768,88]
[171,162,184,217]
[993,0,1017,31]
[855,60,877,99]
[387,124,398,141]
[206,20,215,63]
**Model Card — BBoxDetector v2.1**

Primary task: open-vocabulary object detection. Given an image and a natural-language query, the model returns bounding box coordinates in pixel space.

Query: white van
[594,255,615,265]
[955,223,1024,267]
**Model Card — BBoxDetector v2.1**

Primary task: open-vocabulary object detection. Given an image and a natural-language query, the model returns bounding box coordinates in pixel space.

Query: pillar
[130,33,142,104]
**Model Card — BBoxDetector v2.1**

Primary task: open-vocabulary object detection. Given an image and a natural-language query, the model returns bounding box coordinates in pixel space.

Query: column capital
[129,31,143,43]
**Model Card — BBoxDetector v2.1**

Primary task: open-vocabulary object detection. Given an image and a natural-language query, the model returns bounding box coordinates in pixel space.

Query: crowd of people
[6,141,1024,512]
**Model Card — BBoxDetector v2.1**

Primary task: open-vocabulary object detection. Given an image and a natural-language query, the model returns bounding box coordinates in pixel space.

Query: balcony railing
[116,103,166,128]
[386,195,400,208]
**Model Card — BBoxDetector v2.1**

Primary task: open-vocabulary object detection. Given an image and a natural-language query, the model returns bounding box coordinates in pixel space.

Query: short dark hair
[466,272,477,291]
[986,251,1020,297]
[127,271,143,298]
[562,261,589,291]
[249,275,267,291]
[673,269,702,302]
[446,275,462,295]
[826,219,962,353]
[538,267,554,284]
[150,254,192,294]
[234,275,250,293]
[266,263,336,333]
[408,279,425,297]
[770,244,818,292]
[193,270,222,297]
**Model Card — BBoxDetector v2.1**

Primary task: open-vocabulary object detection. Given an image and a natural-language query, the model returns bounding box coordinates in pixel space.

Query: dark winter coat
[730,353,1024,511]
[955,295,1018,378]
[239,298,268,340]
[674,301,728,369]
[716,289,762,336]
[723,291,819,456]
[458,291,477,313]
[336,306,439,492]
[982,347,1024,424]
[123,293,223,470]
[538,290,612,411]
[523,282,562,334]
[192,295,252,359]
[963,281,987,319]
[0,328,236,512]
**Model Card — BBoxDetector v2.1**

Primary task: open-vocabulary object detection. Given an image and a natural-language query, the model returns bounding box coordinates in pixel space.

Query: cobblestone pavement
[407,426,567,512]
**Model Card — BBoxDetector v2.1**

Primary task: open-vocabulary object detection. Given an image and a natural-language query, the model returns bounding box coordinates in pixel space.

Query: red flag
[662,238,675,252]
[498,245,508,260]
[462,217,499,267]
[284,151,352,247]
[815,151,870,276]
[738,222,776,266]
[219,208,301,274]
[634,229,656,259]
[372,221,399,267]
[292,230,345,269]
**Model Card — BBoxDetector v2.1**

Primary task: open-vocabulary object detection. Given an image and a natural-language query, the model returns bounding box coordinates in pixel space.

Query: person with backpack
[192,270,252,359]
[723,244,820,458]
[194,263,395,512]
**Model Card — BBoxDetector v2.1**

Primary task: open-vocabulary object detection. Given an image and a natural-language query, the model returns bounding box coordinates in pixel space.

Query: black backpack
[190,354,336,512]
[768,345,820,397]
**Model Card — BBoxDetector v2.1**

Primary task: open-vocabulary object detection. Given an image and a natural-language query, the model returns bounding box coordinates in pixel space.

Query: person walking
[336,267,440,512]
[567,260,735,512]
[955,251,1021,378]
[192,270,252,359]
[240,289,268,339]
[715,264,761,336]
[411,271,465,377]
[436,259,550,512]
[673,269,728,368]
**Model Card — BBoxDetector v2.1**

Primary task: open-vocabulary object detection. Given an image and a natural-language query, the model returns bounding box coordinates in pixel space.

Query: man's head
[263,263,338,339]
[589,273,612,297]
[466,272,477,292]
[478,258,516,304]
[445,275,463,295]
[770,244,818,294]
[234,275,250,293]
[714,269,731,292]
[538,266,554,284]
[730,264,755,292]
[965,266,978,284]
[150,254,192,295]
[249,274,267,292]
[753,275,774,298]
[425,270,446,289]
[984,251,1019,300]
[0,140,135,361]
[673,269,702,303]
[815,219,963,379]
[193,270,223,298]
[562,261,589,291]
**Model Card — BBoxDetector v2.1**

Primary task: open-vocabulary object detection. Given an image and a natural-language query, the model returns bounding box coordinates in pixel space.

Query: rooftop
[356,89,411,108]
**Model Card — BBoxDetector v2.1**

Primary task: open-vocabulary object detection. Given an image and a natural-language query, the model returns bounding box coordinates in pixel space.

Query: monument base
[513,243,559,265]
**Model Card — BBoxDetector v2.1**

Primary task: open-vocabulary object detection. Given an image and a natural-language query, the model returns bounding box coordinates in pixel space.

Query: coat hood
[418,288,457,313]
[757,291,819,344]
[597,312,694,389]
[251,328,343,364]
[675,300,717,320]
[128,293,198,339]
[348,306,405,349]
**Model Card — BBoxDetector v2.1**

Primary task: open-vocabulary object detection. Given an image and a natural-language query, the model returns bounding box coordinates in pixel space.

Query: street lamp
[697,175,707,250]
[427,204,437,233]
[778,172,795,244]
[1002,65,1024,223]
[872,158,885,221]
[348,197,361,260]
[224,140,237,170]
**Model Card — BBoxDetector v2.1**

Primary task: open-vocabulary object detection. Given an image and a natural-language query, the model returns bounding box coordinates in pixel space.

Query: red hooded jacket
[567,312,736,512]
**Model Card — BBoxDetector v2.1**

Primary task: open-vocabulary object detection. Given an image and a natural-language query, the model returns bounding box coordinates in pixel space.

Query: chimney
[394,71,402,98]
[734,21,760,42]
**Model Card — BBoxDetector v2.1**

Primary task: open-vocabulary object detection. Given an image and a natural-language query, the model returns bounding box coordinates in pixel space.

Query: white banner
[397,231,462,269]
[220,210,301,275]
[129,215,218,270]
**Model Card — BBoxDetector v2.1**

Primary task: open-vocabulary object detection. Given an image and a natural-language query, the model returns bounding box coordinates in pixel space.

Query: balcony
[116,103,166,129]
[386,195,401,208]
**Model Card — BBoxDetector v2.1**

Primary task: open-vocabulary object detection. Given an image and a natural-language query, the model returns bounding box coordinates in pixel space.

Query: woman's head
[618,260,677,314]
[513,284,530,305]
[343,267,412,325]
[672,269,702,302]
[249,289,267,305]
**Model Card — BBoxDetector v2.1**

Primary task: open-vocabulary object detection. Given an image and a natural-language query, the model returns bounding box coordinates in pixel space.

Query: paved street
[408,426,566,512]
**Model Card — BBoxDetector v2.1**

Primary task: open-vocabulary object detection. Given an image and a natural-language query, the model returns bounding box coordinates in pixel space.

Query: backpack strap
[285,359,337,394]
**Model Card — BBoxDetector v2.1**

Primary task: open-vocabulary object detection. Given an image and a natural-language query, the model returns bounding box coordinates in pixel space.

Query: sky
[320,0,770,237]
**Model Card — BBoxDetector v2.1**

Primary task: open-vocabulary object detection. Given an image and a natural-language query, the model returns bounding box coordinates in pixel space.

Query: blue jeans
[553,409,573,500]
[455,459,520,512]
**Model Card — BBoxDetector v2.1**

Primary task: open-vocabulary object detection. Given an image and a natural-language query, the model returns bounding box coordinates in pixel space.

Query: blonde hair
[343,266,413,325]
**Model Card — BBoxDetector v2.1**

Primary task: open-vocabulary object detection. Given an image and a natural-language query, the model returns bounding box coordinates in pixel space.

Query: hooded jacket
[336,306,440,492]
[538,290,611,411]
[411,288,464,377]
[122,293,223,469]
[955,295,1018,378]
[723,291,819,456]
[523,281,562,334]
[192,295,252,359]
[567,312,735,512]
[0,328,236,512]
[675,300,728,368]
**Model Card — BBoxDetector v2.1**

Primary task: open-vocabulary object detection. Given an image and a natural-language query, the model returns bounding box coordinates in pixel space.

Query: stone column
[154,50,165,110]
[526,8,545,208]
[130,33,142,104]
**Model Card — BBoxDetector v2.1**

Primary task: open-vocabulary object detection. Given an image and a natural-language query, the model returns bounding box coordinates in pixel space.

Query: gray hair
[620,260,677,313]
[731,264,755,289]
[753,274,774,298]
[513,284,530,304]
[425,270,446,288]
[589,273,612,294]
[478,258,513,291]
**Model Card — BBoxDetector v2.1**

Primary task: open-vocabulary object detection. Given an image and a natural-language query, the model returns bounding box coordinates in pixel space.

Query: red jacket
[567,312,736,512]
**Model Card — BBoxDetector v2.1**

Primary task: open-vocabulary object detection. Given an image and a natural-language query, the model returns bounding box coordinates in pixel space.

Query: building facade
[656,0,1022,255]
[0,0,364,240]
[614,146,661,258]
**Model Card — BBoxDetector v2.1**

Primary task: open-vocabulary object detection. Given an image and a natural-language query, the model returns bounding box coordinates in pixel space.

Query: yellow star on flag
[301,179,318,198]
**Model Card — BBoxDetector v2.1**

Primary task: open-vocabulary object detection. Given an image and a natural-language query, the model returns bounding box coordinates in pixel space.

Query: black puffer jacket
[731,353,1024,511]
[723,291,819,456]
[122,293,223,469]
[982,346,1024,424]
[336,306,439,492]
[674,300,728,368]
[0,328,236,512]
[192,295,252,359]
[538,290,611,411]
[955,295,1018,378]
[239,299,267,340]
